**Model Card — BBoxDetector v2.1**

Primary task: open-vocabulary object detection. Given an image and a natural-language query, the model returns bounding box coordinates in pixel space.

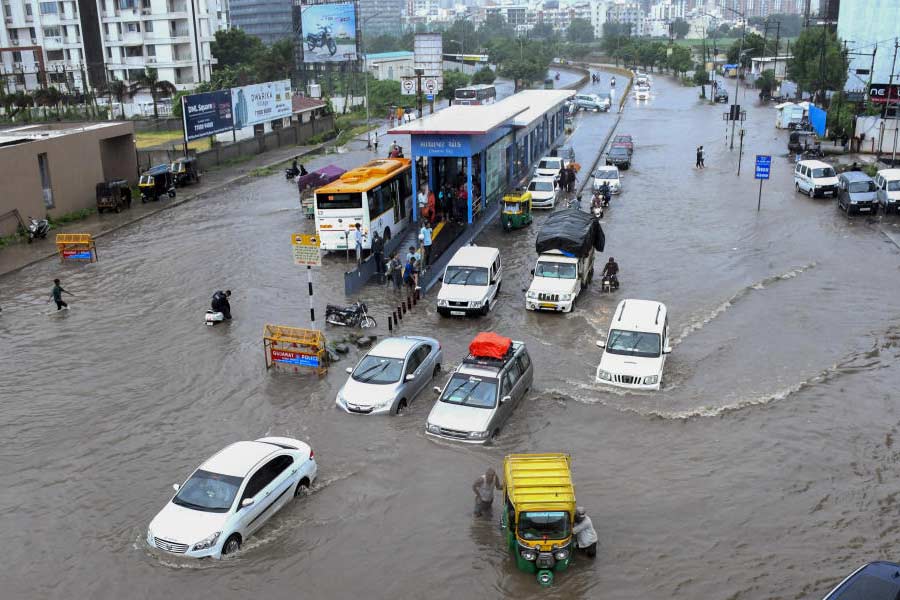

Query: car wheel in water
[433,364,441,377]
[294,477,310,498]
[807,187,814,198]
[396,399,408,415]
[222,535,241,556]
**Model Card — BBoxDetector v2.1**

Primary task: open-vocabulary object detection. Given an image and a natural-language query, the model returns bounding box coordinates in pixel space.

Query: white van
[437,246,502,317]
[595,299,671,391]
[794,159,839,198]
[875,169,900,214]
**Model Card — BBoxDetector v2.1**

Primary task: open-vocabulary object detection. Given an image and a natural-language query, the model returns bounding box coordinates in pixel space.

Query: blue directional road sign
[755,155,771,180]
[426,94,434,102]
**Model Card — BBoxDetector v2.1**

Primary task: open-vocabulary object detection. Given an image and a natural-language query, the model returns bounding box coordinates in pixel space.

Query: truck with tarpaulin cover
[525,209,605,313]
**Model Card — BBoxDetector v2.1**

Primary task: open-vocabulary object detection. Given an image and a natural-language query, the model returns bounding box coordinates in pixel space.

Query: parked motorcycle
[326,301,376,328]
[306,25,337,56]
[26,216,50,243]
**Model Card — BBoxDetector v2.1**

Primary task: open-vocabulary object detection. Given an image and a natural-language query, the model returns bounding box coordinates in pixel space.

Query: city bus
[454,84,497,106]
[314,158,412,252]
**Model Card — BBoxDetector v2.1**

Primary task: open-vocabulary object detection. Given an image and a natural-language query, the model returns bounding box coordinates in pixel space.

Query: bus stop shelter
[388,90,573,225]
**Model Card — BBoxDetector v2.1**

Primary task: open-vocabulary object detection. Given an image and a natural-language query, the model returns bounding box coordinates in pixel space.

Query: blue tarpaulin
[809,104,826,136]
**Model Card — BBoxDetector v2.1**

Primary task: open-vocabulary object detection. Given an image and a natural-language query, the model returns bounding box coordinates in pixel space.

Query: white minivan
[794,159,839,198]
[437,246,502,317]
[595,299,671,391]
[875,169,900,214]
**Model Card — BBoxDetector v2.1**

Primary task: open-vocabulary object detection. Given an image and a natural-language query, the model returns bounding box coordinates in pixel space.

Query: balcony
[122,31,143,45]
[43,36,64,49]
[124,55,145,65]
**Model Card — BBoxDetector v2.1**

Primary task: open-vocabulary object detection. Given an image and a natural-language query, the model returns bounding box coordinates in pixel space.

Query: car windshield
[518,511,570,541]
[812,167,835,178]
[605,329,661,358]
[172,469,243,513]
[538,159,561,170]
[529,181,555,192]
[536,261,576,279]
[596,169,618,180]
[849,181,877,193]
[888,180,900,191]
[832,574,900,600]
[610,148,628,157]
[440,374,498,409]
[351,354,404,384]
[503,201,522,214]
[444,266,489,286]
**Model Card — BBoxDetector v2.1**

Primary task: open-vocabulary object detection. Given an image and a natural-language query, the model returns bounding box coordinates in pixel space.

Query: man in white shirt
[573,506,598,558]
[417,186,428,222]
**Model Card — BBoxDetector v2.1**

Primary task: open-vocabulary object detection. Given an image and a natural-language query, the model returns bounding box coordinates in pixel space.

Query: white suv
[437,246,502,317]
[595,299,671,391]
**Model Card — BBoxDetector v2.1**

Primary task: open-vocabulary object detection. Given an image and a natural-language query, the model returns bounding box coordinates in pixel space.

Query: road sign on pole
[754,155,771,211]
[401,77,416,96]
[292,233,321,324]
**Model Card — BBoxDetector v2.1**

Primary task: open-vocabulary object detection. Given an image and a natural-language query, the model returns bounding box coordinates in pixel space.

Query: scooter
[326,301,376,328]
[205,310,225,326]
[285,166,299,181]
[26,216,50,243]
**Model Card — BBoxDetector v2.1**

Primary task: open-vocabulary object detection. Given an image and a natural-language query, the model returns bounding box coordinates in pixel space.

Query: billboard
[300,1,358,63]
[231,80,293,129]
[414,33,443,91]
[182,90,234,141]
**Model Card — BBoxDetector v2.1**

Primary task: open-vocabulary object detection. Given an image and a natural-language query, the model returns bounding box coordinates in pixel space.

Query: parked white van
[794,159,839,198]
[437,246,502,317]
[875,169,900,214]
[595,299,671,391]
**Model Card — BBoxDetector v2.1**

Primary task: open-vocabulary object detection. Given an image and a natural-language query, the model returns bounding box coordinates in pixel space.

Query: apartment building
[606,1,643,35]
[358,0,403,37]
[1,0,223,96]
[228,0,290,45]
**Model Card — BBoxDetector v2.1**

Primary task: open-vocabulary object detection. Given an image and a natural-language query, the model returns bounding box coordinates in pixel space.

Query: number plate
[859,207,870,212]
[450,310,466,316]
[539,303,556,309]
[823,191,832,196]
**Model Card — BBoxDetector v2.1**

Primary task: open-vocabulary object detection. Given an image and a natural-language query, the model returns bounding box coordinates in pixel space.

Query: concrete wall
[0,122,136,234]
[856,115,900,155]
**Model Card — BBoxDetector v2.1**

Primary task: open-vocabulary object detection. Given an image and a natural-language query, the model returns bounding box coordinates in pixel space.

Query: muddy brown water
[2,72,900,600]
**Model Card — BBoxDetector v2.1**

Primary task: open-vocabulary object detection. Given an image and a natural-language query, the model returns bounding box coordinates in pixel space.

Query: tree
[671,18,690,39]
[477,13,514,42]
[211,28,265,71]
[719,23,732,36]
[254,39,294,83]
[445,19,478,53]
[693,68,710,87]
[99,80,130,119]
[567,18,594,44]
[727,32,767,68]
[530,22,557,41]
[787,26,848,102]
[471,66,497,85]
[666,45,693,76]
[755,69,777,98]
[130,68,177,120]
[441,69,470,101]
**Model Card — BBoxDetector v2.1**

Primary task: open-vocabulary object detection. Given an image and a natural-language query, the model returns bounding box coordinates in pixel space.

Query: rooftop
[201,441,278,477]
[365,51,415,61]
[0,122,129,148]
[292,95,328,114]
[369,336,420,359]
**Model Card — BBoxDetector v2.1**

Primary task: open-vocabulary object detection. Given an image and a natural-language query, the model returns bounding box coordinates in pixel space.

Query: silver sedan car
[336,336,442,415]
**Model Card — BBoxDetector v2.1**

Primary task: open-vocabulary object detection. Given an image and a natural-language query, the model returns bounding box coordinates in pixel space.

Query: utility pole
[774,21,781,57]
[888,38,899,164]
[415,68,423,117]
[817,25,827,105]
[731,15,745,150]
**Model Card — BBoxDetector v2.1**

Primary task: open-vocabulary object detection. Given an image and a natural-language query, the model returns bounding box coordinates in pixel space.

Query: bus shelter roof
[388,103,527,136]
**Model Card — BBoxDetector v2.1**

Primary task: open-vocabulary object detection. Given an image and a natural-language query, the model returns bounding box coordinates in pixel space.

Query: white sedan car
[592,166,621,194]
[147,437,317,558]
[528,176,559,209]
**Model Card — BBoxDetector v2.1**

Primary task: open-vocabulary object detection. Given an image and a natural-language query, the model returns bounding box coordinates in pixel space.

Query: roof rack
[462,349,514,369]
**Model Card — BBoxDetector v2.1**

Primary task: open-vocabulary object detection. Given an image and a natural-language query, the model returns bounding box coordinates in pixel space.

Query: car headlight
[426,422,440,434]
[336,390,346,406]
[375,396,393,408]
[520,549,537,561]
[597,369,612,381]
[468,430,490,439]
[192,531,221,551]
[437,299,448,307]
[554,549,569,560]
[469,300,482,308]
[560,293,573,301]
[526,291,538,299]
[643,375,659,385]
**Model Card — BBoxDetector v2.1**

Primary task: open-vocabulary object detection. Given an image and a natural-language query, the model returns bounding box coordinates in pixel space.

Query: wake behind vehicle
[95,179,132,213]
[501,453,576,586]
[820,561,900,599]
[437,246,502,317]
[336,336,442,415]
[595,299,671,391]
[139,164,176,203]
[147,437,317,558]
[502,189,533,231]
[425,333,533,444]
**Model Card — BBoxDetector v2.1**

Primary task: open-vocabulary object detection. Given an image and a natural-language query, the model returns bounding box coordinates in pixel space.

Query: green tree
[787,26,848,102]
[671,18,690,39]
[254,39,294,82]
[826,92,856,138]
[129,68,177,120]
[442,69,471,101]
[567,18,594,43]
[477,13,514,41]
[530,22,557,41]
[666,45,693,76]
[211,28,265,71]
[445,19,478,53]
[100,80,130,118]
[693,68,710,87]
[755,69,777,98]
[367,78,403,112]
[471,66,497,85]
[727,32,768,68]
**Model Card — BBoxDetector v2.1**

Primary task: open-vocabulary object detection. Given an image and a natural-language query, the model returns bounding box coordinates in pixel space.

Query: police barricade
[56,233,98,263]
[263,324,327,375]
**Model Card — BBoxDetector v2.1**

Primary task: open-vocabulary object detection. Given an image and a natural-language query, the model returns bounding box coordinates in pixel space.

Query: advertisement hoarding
[182,90,234,141]
[231,80,293,129]
[300,1,358,63]
[414,33,443,91]
[869,83,900,105]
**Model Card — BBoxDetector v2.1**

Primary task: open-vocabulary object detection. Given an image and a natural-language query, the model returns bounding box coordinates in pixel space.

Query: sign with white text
[232,80,292,129]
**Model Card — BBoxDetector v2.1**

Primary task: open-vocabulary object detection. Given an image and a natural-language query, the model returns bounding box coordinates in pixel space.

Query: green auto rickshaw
[502,189,533,231]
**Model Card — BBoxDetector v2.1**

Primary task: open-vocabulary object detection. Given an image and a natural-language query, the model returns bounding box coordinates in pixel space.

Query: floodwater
[3,72,900,600]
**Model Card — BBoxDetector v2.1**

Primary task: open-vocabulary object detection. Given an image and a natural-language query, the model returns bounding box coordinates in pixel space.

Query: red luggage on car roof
[469,332,512,359]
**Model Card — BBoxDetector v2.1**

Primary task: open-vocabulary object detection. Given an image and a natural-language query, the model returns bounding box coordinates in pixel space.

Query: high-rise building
[228,0,291,45]
[837,0,900,92]
[358,0,403,37]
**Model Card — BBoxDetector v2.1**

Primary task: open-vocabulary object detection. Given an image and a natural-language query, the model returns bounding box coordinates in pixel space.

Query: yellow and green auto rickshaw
[501,453,576,586]
[501,189,533,231]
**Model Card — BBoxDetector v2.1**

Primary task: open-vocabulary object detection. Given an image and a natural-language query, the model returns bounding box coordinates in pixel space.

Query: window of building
[29,27,36,38]
[141,0,150,7]
[125,46,141,57]
[126,22,139,32]
[47,49,64,60]
[25,3,33,16]
[106,46,112,58]
[12,50,22,62]
[146,44,155,56]
[57,1,63,14]
[38,1,57,14]
[3,4,13,18]
[42,25,60,37]
[143,20,152,32]
[118,0,135,8]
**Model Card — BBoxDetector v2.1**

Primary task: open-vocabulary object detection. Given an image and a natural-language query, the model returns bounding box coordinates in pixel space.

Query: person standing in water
[49,278,73,310]
[472,467,502,516]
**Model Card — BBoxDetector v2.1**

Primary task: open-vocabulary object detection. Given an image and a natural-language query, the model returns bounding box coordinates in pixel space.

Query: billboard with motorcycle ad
[231,80,293,129]
[299,1,358,63]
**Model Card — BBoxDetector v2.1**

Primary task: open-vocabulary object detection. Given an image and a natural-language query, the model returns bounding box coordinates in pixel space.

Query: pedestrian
[573,506,598,558]
[566,166,576,192]
[405,245,420,265]
[472,467,502,516]
[456,183,468,222]
[371,231,384,276]
[695,146,703,169]
[389,253,403,290]
[48,278,73,311]
[426,188,437,225]
[417,185,428,222]
[419,223,433,266]
[403,257,419,291]
[353,223,364,265]
[699,146,705,168]
[373,135,379,153]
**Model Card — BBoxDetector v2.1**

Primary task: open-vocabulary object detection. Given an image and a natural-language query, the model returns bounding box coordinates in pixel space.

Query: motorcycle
[600,274,619,293]
[26,216,50,243]
[285,166,299,181]
[306,25,337,56]
[326,301,377,328]
[205,310,225,326]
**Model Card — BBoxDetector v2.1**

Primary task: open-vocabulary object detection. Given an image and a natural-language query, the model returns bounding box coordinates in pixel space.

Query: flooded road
[3,71,900,600]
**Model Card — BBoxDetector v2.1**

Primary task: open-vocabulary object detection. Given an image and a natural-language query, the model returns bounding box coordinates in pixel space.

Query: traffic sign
[426,94,434,102]
[754,155,771,180]
[423,77,439,94]
[291,233,321,266]
[401,77,416,96]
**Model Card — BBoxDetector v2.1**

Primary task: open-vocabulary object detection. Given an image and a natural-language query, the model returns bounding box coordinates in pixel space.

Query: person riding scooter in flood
[602,258,619,290]
[211,290,232,319]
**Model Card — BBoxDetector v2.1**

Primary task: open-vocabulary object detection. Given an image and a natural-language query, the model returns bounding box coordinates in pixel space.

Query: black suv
[714,89,729,103]
[606,146,631,170]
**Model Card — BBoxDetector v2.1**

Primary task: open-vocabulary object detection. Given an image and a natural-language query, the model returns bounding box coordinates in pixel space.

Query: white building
[837,0,900,93]
[365,51,415,81]
[606,1,644,36]
[590,0,609,38]
[0,0,225,96]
